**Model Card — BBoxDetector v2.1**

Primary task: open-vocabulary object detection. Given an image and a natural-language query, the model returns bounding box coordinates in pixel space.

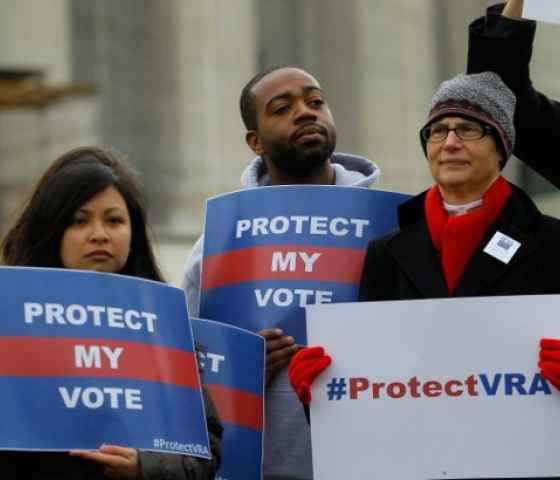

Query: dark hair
[1,146,165,282]
[239,64,299,131]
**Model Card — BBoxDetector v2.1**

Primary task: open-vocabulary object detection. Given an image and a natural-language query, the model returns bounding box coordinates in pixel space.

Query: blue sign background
[203,186,407,254]
[201,186,409,343]
[0,267,210,457]
[192,318,265,480]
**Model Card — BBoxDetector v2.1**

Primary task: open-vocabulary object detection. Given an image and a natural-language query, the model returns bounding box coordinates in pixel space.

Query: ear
[246,131,264,156]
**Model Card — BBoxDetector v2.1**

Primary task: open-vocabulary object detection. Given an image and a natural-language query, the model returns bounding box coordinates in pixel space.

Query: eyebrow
[264,85,323,111]
[431,121,474,130]
[76,206,126,214]
[433,119,478,125]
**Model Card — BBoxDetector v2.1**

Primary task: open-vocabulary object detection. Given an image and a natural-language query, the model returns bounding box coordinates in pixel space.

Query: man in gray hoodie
[181,65,379,480]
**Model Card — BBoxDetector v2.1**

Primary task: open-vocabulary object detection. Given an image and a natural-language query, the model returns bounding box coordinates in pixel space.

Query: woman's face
[60,186,132,274]
[426,116,502,201]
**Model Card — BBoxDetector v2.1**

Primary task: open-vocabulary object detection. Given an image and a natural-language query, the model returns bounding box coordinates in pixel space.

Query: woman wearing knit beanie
[289,72,560,416]
[358,70,560,300]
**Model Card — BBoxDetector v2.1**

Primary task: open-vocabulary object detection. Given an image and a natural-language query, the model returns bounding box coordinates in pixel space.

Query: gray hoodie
[181,152,379,480]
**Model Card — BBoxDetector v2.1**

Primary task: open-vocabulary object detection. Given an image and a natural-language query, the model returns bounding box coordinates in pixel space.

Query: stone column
[171,0,258,234]
[70,0,257,236]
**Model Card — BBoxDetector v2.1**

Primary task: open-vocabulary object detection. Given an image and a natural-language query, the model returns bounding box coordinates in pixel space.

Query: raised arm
[502,0,523,19]
[467,1,560,188]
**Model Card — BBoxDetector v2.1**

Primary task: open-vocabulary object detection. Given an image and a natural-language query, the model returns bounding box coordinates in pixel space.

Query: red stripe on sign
[207,384,263,431]
[0,337,199,389]
[202,245,365,291]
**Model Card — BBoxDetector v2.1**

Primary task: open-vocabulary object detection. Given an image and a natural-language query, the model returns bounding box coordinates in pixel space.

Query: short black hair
[239,64,301,131]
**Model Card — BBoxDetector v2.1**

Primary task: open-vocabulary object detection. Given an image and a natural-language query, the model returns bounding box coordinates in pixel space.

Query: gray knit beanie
[420,72,516,167]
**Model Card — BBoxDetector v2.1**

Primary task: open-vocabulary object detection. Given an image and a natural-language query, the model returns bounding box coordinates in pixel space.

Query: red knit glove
[539,338,560,390]
[288,346,332,405]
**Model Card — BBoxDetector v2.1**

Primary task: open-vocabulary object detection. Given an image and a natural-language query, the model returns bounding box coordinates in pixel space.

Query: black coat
[359,186,560,478]
[359,184,560,301]
[467,3,560,189]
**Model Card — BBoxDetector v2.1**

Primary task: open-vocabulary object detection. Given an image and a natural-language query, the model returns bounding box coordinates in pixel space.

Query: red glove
[288,346,332,405]
[539,338,560,390]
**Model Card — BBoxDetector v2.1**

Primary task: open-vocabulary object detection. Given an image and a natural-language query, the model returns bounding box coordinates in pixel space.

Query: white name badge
[483,231,521,264]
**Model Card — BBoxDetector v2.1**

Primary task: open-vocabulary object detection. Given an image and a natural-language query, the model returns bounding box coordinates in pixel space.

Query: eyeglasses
[421,121,492,143]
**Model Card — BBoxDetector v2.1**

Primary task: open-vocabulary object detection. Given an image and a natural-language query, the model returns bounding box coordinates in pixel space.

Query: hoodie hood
[239,152,380,188]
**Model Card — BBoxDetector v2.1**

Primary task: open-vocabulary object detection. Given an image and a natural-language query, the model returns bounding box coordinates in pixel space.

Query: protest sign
[192,318,265,480]
[200,186,409,343]
[523,0,560,24]
[0,266,210,457]
[306,296,560,479]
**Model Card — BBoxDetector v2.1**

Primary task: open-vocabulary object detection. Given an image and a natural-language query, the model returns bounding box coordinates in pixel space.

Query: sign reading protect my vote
[0,267,210,457]
[200,186,408,343]
[306,296,560,479]
[192,318,265,480]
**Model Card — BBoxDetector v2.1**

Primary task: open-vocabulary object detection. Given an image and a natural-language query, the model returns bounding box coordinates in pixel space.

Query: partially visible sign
[524,0,560,24]
[192,318,265,480]
[306,296,560,479]
[200,186,409,344]
[0,267,210,457]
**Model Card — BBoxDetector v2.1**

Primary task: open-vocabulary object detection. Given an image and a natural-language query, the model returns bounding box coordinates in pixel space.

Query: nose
[442,130,462,150]
[89,220,109,243]
[293,100,317,124]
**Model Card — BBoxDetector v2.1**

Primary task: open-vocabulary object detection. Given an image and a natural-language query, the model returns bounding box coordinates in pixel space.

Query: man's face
[247,68,337,177]
[426,116,502,199]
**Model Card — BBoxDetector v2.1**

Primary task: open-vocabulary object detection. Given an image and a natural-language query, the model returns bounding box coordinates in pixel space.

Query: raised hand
[503,0,524,19]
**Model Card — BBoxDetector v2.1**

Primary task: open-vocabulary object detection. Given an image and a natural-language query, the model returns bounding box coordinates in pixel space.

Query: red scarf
[424,176,511,294]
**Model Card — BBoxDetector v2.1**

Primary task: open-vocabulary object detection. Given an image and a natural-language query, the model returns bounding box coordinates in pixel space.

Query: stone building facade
[1,0,559,283]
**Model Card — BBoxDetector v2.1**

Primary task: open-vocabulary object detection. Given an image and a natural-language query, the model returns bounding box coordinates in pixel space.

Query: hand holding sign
[539,338,560,389]
[288,346,332,405]
[260,328,298,385]
[70,445,139,479]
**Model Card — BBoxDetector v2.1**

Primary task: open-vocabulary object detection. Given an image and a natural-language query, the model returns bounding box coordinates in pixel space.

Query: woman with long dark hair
[1,146,222,479]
